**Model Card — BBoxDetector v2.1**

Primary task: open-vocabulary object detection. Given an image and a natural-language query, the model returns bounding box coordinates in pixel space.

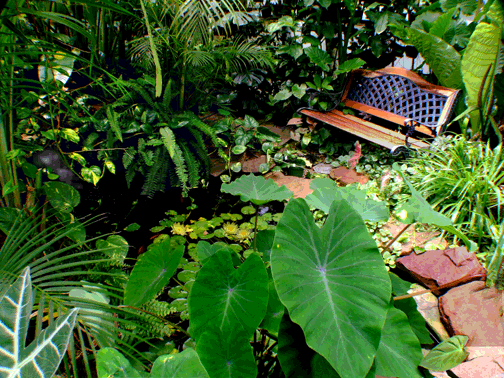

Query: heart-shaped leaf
[150,348,210,378]
[420,335,469,371]
[0,267,78,378]
[271,198,391,378]
[44,181,80,213]
[306,179,389,222]
[221,174,293,205]
[96,235,129,267]
[125,237,184,307]
[96,347,142,378]
[196,329,256,378]
[374,306,424,378]
[196,241,240,265]
[188,250,268,341]
[277,312,341,378]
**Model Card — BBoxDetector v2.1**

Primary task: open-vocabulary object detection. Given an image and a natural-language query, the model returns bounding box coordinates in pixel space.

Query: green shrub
[407,135,504,243]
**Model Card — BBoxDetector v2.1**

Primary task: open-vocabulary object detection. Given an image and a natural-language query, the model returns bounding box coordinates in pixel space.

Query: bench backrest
[342,67,461,136]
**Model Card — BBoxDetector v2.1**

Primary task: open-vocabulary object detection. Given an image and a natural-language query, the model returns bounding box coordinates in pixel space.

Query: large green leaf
[0,267,78,378]
[277,312,341,378]
[374,306,424,378]
[43,181,80,213]
[461,13,502,109]
[306,179,389,222]
[271,198,391,378]
[96,347,142,378]
[305,46,333,71]
[125,237,184,307]
[389,273,433,344]
[259,272,285,335]
[420,335,469,371]
[196,241,237,264]
[196,329,256,378]
[150,348,209,378]
[407,28,462,88]
[188,250,268,341]
[221,174,293,205]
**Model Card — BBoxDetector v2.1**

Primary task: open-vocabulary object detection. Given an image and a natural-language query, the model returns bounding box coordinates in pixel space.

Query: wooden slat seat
[299,67,461,152]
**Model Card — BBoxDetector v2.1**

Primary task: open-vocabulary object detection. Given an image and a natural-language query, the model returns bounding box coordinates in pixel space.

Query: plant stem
[254,205,259,253]
[382,223,412,253]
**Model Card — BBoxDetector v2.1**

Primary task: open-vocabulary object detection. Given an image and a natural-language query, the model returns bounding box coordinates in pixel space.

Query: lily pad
[125,237,184,307]
[271,198,391,378]
[221,173,293,205]
[188,250,268,341]
[420,335,469,371]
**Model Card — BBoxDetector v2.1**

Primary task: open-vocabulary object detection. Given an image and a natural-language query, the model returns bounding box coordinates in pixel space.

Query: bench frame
[299,67,461,153]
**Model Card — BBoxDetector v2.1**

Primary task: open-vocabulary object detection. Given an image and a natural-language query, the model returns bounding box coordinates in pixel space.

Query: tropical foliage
[1,0,502,376]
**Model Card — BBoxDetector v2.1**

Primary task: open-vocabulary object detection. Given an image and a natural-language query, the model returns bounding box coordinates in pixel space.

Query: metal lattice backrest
[347,74,448,128]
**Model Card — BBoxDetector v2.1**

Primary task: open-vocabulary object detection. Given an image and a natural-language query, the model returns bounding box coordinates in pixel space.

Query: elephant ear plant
[99,173,438,377]
[0,267,78,378]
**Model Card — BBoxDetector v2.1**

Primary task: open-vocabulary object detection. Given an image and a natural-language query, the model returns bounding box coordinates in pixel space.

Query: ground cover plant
[1,0,503,376]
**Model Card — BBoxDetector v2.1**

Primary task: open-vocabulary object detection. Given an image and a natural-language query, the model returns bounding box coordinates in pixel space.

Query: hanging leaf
[188,250,268,341]
[96,347,142,378]
[0,267,78,378]
[44,181,80,213]
[461,17,501,109]
[221,174,293,205]
[306,179,389,222]
[196,329,257,378]
[271,198,391,378]
[374,306,424,378]
[125,237,184,307]
[420,335,469,371]
[150,348,210,378]
[407,28,462,88]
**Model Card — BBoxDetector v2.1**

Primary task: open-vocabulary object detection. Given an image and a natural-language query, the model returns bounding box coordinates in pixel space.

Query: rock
[409,284,451,341]
[312,163,333,174]
[265,171,313,199]
[450,355,504,377]
[329,166,369,185]
[439,281,504,346]
[396,247,486,295]
[242,154,269,173]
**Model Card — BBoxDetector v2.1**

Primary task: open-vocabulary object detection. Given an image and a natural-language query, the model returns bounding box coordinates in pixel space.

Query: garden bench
[299,67,461,154]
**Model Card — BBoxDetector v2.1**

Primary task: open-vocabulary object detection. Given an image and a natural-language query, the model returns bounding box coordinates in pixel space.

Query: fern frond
[160,127,189,194]
[138,138,155,166]
[141,148,170,197]
[186,128,210,175]
[122,147,137,169]
[179,140,200,188]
